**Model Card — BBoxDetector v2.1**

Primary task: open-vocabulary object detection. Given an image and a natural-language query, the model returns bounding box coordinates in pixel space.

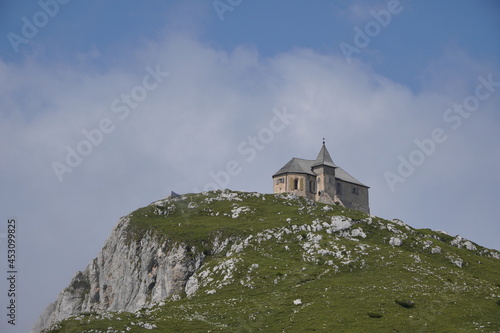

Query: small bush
[395,299,415,308]
[496,299,500,306]
[69,272,90,291]
[367,312,383,318]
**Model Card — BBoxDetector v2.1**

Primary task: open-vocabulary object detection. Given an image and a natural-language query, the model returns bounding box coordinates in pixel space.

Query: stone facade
[272,143,370,214]
[273,173,317,201]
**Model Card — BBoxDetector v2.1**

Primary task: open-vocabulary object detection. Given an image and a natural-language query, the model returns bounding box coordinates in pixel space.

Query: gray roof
[273,158,316,176]
[334,167,368,187]
[272,145,368,188]
[312,144,337,168]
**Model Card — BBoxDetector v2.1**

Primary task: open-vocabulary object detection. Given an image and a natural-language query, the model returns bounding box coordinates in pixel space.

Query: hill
[34,190,500,332]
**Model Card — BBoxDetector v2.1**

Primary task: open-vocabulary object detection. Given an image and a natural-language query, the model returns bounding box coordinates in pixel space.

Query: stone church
[272,142,370,214]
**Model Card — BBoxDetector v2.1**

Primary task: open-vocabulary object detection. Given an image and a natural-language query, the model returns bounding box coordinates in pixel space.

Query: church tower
[312,140,337,204]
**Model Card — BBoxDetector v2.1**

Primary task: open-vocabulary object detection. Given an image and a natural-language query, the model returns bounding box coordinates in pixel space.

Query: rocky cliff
[34,190,500,332]
[33,217,208,332]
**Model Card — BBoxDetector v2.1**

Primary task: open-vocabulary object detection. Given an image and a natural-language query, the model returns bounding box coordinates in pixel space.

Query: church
[272,142,370,214]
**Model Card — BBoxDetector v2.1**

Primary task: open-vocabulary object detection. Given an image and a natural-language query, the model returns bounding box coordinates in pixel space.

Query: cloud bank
[0,30,499,331]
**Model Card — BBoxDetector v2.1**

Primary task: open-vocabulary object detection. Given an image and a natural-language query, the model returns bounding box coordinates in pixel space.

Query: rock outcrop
[33,216,206,332]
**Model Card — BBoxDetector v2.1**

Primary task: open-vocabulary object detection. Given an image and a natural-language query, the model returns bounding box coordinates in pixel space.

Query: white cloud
[1,30,499,331]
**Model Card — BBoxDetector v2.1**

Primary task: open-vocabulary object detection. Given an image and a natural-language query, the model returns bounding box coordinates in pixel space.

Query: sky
[0,0,499,331]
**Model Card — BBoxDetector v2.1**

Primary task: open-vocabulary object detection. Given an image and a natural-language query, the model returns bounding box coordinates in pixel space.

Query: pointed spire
[312,141,337,168]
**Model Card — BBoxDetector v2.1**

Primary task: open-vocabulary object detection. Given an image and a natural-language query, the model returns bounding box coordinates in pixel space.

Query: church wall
[273,173,316,201]
[335,180,370,214]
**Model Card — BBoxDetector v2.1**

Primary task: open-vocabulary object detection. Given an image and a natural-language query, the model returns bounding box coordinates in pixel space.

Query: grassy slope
[47,191,500,332]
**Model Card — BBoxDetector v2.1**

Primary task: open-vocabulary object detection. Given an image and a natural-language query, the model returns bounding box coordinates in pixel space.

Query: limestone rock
[32,217,206,333]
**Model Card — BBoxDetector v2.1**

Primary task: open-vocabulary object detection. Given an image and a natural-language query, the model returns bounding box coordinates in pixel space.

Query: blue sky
[1,1,499,332]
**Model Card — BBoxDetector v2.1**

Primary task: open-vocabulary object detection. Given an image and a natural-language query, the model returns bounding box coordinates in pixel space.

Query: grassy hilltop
[46,190,500,332]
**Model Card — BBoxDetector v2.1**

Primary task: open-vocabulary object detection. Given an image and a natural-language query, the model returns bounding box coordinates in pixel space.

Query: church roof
[272,144,368,188]
[312,143,337,168]
[273,158,316,176]
[335,167,368,187]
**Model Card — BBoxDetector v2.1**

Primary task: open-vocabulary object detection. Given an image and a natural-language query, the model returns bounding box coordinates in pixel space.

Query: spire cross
[322,138,325,145]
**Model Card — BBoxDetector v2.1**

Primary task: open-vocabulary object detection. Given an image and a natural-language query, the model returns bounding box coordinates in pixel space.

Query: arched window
[309,180,314,193]
[317,177,321,183]
[336,182,342,195]
[293,178,299,190]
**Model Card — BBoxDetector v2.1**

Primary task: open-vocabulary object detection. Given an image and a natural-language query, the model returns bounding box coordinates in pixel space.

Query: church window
[336,182,342,195]
[293,178,299,190]
[309,180,315,193]
[317,177,321,183]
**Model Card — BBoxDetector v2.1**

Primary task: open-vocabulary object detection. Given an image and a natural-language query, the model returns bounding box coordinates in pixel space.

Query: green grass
[45,190,500,333]
[124,191,368,251]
